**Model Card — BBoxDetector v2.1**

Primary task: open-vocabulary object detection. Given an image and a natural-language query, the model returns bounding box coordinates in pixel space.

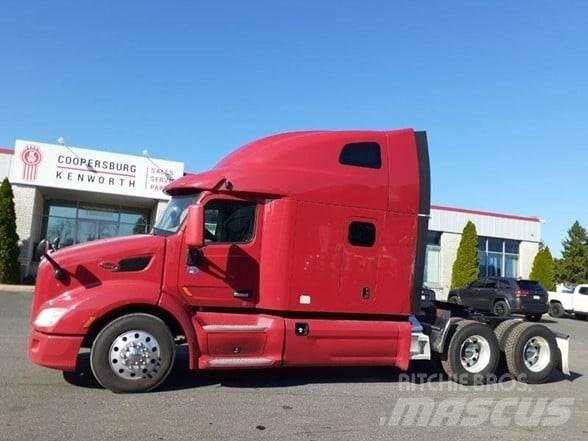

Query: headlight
[34,307,68,328]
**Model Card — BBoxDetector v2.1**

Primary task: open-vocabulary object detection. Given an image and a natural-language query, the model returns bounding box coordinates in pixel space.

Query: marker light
[34,308,68,328]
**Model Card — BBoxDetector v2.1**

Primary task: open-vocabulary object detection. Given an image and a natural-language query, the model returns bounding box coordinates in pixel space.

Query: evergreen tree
[0,178,21,283]
[451,221,480,288]
[556,221,588,285]
[529,246,556,291]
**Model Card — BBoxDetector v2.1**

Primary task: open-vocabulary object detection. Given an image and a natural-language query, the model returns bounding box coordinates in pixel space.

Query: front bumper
[28,329,83,372]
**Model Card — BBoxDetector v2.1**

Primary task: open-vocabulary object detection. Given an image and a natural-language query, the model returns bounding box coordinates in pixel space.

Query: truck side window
[580,287,588,295]
[204,200,256,244]
[348,222,376,247]
[339,142,382,169]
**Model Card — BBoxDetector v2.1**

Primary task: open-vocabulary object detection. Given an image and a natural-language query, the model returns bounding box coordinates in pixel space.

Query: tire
[90,313,176,393]
[493,319,522,351]
[493,300,511,317]
[525,313,543,322]
[548,302,565,318]
[447,295,461,305]
[441,320,500,385]
[504,322,557,384]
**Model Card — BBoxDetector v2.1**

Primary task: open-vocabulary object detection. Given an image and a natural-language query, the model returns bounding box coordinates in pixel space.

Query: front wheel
[90,313,176,393]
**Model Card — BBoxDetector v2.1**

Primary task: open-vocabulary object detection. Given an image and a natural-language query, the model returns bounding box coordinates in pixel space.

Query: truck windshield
[153,193,200,236]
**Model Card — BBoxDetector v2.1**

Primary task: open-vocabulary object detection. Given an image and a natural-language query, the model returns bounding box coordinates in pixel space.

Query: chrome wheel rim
[523,336,551,373]
[109,330,161,380]
[460,335,491,373]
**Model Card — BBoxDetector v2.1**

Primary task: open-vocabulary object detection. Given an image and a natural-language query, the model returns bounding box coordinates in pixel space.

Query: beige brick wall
[12,184,44,279]
[0,153,11,180]
[437,232,461,300]
[432,232,540,300]
[519,241,540,279]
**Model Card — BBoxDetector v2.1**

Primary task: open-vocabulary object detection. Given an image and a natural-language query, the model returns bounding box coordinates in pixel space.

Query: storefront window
[478,237,520,278]
[505,254,519,278]
[424,231,442,287]
[41,201,151,248]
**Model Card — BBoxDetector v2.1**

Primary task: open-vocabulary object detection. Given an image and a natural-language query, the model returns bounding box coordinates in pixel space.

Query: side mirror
[35,239,49,260]
[185,204,204,248]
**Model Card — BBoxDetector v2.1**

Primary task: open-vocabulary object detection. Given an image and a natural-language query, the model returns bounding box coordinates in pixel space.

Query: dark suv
[447,277,549,321]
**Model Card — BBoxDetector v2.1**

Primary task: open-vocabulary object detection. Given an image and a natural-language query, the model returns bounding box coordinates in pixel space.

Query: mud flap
[554,332,570,375]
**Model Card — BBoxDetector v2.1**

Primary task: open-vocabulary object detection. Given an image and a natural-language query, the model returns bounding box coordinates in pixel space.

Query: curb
[0,284,34,294]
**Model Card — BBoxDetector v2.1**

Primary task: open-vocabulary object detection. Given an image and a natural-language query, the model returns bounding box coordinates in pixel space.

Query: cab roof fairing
[163,129,419,211]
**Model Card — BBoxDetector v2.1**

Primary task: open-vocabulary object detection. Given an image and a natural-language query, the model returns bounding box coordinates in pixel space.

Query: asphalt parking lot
[1,292,586,441]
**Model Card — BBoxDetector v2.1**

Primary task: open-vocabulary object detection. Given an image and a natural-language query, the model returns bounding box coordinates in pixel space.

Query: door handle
[362,287,370,300]
[233,290,251,299]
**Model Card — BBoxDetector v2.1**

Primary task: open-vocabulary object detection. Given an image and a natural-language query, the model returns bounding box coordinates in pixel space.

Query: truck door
[179,196,262,308]
[339,216,383,311]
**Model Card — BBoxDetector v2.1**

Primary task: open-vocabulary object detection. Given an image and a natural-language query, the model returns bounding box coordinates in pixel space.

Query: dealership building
[0,140,184,281]
[0,140,541,292]
[425,206,541,298]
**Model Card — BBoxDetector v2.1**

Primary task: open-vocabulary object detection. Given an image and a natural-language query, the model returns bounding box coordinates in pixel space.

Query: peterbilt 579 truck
[28,129,570,393]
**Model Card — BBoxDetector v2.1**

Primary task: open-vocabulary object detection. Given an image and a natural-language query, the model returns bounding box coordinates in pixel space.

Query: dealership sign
[10,140,185,200]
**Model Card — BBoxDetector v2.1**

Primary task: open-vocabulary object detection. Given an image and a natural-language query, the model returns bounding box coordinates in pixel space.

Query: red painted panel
[282,318,411,369]
[178,194,263,309]
[31,235,166,334]
[338,213,385,312]
[207,333,267,356]
[28,330,83,371]
[375,212,418,316]
[386,130,420,214]
[288,201,344,312]
[192,312,285,369]
[256,198,297,311]
[166,131,396,212]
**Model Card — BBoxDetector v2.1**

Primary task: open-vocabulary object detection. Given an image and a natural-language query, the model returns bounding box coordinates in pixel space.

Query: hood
[31,234,166,321]
[50,234,164,268]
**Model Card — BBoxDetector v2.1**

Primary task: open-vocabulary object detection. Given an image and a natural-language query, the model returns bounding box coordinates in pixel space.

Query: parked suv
[447,277,549,321]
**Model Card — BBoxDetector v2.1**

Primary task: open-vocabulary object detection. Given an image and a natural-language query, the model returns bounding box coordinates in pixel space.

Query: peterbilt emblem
[21,145,42,181]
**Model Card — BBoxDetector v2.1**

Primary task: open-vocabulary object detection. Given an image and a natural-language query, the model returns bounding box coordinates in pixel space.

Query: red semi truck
[28,129,570,392]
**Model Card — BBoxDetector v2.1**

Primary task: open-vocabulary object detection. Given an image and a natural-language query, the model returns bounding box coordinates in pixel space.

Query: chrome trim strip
[202,325,267,332]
